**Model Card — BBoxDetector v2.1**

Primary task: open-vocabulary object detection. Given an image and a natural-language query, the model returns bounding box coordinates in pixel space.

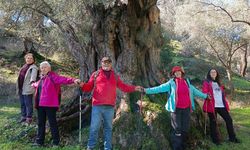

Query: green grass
[0,102,87,150]
[206,108,250,150]
[229,76,250,103]
[232,76,250,91]
[231,108,250,128]
[1,100,250,150]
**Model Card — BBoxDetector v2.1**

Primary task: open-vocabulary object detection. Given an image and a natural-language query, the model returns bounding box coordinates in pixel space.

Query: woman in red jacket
[202,68,240,145]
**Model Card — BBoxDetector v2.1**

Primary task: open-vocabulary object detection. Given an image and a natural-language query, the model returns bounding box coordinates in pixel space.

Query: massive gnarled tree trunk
[54,0,166,149]
[1,0,208,149]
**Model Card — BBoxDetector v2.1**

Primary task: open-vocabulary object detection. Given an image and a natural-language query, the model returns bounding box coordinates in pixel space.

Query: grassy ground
[0,101,82,150]
[206,108,250,150]
[0,100,249,150]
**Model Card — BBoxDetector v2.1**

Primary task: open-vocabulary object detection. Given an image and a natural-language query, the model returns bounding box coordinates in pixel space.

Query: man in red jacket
[80,57,143,150]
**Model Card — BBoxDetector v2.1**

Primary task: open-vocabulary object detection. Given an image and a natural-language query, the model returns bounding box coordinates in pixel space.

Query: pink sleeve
[51,73,75,85]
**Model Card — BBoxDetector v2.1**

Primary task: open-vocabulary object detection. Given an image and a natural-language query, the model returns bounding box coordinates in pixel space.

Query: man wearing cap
[80,57,143,150]
[143,66,209,150]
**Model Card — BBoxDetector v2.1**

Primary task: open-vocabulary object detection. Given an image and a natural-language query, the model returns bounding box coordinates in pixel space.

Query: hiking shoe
[26,118,32,124]
[19,117,26,123]
[52,144,60,148]
[86,147,93,150]
[212,140,222,146]
[229,138,241,143]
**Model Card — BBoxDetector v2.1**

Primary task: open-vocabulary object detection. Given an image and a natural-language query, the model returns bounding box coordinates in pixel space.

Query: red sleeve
[221,84,227,97]
[81,73,95,92]
[117,76,136,93]
[202,80,209,94]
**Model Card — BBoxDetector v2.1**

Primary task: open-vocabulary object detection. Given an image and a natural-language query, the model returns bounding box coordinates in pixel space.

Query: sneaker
[19,117,26,123]
[215,142,222,145]
[87,147,93,150]
[32,142,43,147]
[229,138,241,143]
[212,141,221,145]
[26,118,32,124]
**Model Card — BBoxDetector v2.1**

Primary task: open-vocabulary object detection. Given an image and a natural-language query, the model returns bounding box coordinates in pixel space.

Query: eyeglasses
[102,61,111,64]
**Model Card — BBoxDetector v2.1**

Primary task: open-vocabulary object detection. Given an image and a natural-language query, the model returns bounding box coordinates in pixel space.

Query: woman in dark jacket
[202,68,240,145]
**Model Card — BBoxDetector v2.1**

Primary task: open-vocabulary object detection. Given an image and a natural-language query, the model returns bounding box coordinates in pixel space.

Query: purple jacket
[32,71,75,108]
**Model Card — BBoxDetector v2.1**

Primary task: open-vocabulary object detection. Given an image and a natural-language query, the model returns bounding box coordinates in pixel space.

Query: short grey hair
[40,61,51,68]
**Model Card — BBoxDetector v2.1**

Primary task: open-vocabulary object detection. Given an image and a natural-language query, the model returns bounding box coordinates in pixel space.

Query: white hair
[40,61,51,68]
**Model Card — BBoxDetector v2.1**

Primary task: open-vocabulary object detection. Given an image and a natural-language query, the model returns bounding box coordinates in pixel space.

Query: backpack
[84,70,118,100]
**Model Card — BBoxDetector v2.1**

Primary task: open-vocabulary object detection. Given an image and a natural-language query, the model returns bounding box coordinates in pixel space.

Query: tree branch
[57,104,91,123]
[200,1,250,26]
[25,6,60,25]
[204,36,227,67]
[231,43,247,57]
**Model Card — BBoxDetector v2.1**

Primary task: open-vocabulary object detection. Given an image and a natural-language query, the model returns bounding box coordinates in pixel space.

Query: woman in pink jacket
[32,61,80,147]
[202,68,240,145]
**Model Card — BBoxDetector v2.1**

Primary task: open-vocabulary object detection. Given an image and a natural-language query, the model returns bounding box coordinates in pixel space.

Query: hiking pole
[79,87,82,144]
[205,99,208,135]
[139,92,144,115]
[78,69,83,146]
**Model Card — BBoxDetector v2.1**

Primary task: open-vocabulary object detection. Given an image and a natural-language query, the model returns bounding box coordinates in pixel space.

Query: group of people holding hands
[17,53,240,150]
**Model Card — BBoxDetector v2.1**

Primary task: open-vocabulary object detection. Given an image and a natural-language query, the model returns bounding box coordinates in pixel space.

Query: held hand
[79,82,85,87]
[207,94,212,100]
[74,79,81,85]
[135,86,144,92]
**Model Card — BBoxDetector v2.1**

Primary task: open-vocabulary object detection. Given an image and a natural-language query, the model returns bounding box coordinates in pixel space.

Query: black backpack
[83,70,118,100]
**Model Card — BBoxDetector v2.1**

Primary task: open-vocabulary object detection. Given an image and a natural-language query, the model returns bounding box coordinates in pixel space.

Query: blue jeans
[19,94,33,118]
[87,105,114,150]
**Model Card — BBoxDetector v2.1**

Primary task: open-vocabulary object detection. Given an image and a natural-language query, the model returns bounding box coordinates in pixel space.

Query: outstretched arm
[80,73,95,92]
[117,76,136,93]
[191,85,208,100]
[145,81,170,94]
[51,73,75,85]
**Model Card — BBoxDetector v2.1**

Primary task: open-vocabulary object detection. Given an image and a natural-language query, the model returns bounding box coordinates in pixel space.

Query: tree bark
[240,44,248,77]
[23,38,36,53]
[226,68,235,96]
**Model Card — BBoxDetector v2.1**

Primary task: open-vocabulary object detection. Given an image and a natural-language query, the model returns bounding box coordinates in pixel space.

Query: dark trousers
[19,94,33,118]
[36,107,59,145]
[208,108,236,143]
[170,108,190,150]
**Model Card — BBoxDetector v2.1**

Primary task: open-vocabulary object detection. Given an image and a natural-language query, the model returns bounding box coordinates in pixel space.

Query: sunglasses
[102,60,112,64]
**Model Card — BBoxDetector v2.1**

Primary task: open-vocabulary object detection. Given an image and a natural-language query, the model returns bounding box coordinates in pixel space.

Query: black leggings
[208,108,236,143]
[170,108,190,150]
[36,107,59,145]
